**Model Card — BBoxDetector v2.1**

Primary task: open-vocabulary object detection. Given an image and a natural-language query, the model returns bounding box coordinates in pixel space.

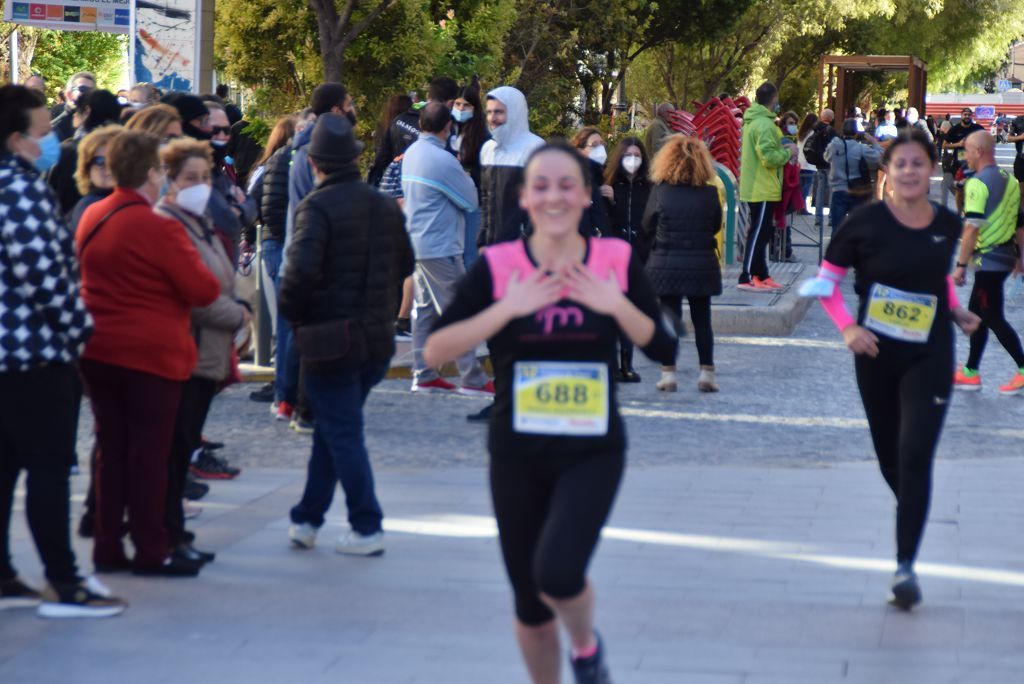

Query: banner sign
[130,0,200,93]
[3,0,131,33]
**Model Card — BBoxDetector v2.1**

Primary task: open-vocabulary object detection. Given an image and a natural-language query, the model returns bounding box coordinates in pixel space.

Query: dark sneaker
[1,576,42,608]
[190,448,241,480]
[174,542,216,565]
[466,403,493,423]
[37,577,127,618]
[889,562,922,610]
[290,415,315,435]
[184,475,210,501]
[201,436,225,450]
[249,383,275,402]
[395,317,412,340]
[570,631,612,684]
[132,551,203,577]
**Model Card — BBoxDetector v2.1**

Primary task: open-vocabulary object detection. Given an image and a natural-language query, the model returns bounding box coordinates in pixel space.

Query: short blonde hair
[650,135,715,187]
[160,138,213,181]
[74,125,121,196]
[125,103,181,137]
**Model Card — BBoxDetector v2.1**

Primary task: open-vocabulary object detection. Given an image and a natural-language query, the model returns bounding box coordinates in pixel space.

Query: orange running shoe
[953,367,982,392]
[998,371,1024,396]
[753,276,785,290]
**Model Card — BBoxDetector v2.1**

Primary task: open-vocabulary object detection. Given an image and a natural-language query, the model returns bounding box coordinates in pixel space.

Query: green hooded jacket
[738,103,792,202]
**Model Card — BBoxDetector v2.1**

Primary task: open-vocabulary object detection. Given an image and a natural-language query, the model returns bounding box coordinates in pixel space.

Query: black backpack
[803,125,833,169]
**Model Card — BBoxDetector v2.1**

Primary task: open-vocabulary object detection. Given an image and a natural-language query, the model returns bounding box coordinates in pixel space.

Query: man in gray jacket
[824,118,882,230]
[402,103,491,395]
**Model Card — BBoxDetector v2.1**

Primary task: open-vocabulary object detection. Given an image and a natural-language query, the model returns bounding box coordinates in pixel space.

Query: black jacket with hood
[476,86,544,247]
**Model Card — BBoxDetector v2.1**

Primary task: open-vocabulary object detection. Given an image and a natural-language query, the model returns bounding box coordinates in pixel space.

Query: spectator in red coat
[76,130,220,577]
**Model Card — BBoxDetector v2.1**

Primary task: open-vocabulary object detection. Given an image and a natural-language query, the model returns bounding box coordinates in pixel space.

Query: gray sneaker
[889,562,922,610]
[336,530,385,557]
[289,522,318,549]
[570,631,612,684]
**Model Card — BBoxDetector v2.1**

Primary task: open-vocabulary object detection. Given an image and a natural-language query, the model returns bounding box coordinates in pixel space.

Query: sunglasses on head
[211,126,231,136]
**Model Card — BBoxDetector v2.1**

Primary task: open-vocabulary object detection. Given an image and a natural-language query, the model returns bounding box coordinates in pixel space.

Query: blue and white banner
[129,0,200,93]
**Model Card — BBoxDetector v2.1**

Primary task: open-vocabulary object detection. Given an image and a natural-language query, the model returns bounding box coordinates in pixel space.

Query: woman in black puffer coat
[602,136,653,382]
[643,135,722,394]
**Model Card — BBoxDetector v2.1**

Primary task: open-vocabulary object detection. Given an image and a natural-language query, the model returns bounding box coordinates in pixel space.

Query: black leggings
[167,377,218,545]
[854,334,953,564]
[966,270,1024,370]
[660,295,713,366]
[490,450,624,626]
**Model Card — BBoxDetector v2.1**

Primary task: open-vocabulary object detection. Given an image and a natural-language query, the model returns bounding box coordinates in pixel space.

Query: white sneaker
[289,523,318,549]
[335,530,385,557]
[656,371,678,392]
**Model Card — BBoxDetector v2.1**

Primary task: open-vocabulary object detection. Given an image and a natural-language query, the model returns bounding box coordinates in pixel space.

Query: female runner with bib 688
[425,141,677,684]
[801,129,980,610]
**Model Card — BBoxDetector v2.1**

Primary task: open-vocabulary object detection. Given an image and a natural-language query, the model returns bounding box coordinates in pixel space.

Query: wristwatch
[956,262,968,268]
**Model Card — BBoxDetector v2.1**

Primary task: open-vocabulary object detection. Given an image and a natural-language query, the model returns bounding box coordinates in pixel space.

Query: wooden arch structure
[817,55,928,130]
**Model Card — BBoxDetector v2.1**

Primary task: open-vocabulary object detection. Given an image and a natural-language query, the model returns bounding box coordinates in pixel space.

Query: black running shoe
[466,403,493,423]
[395,317,412,339]
[38,577,127,618]
[889,562,922,610]
[249,383,275,402]
[570,631,613,684]
[201,437,225,450]
[184,476,210,501]
[1,576,42,608]
[190,449,241,480]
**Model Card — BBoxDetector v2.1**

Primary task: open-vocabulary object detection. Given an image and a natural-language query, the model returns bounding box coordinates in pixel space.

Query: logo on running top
[931,235,946,243]
[933,396,948,405]
[536,305,584,335]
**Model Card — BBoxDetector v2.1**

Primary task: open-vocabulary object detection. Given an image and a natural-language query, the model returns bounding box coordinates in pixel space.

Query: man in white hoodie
[468,86,544,423]
[476,86,545,247]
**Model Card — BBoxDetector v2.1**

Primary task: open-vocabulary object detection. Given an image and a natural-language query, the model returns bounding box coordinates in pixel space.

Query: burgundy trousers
[80,359,182,568]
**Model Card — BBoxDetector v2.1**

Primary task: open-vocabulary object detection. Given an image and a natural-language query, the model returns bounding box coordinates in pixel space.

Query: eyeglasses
[584,141,604,149]
[90,156,107,169]
[211,126,231,136]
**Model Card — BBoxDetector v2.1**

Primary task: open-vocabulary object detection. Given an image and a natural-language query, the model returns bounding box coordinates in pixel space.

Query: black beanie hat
[308,113,364,164]
[161,92,208,124]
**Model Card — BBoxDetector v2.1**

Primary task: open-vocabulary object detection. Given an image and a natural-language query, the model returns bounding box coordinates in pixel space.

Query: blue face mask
[452,108,473,124]
[30,132,61,173]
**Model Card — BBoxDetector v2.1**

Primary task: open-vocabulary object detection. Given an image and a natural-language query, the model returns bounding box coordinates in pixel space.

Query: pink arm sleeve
[946,276,961,309]
[817,260,855,331]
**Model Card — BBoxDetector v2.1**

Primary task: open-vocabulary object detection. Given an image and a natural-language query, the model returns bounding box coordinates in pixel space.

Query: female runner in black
[801,129,980,609]
[425,141,677,683]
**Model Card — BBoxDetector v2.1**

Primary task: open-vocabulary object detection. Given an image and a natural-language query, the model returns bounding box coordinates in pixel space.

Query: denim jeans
[829,190,866,234]
[814,169,830,227]
[289,361,388,535]
[463,211,481,269]
[268,238,299,406]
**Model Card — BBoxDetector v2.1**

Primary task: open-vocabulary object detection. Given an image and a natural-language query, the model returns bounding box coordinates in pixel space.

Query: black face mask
[183,121,211,141]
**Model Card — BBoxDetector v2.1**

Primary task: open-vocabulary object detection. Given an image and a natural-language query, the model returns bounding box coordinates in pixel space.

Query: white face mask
[621,155,642,175]
[176,182,212,216]
[588,145,608,165]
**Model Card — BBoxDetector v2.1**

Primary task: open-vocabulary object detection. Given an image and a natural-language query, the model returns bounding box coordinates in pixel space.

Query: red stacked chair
[657,96,746,177]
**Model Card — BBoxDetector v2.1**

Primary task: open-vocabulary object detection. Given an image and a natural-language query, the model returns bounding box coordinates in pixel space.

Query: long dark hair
[604,136,649,185]
[797,112,818,141]
[454,78,486,170]
[375,93,413,146]
[248,114,296,185]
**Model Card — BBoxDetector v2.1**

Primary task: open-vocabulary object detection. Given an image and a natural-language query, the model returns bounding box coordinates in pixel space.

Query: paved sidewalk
[4,456,1024,683]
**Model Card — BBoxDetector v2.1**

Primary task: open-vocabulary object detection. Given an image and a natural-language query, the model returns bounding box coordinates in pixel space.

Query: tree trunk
[306,0,396,84]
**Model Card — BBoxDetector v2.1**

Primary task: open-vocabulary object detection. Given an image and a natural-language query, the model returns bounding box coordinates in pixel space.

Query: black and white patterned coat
[0,153,93,371]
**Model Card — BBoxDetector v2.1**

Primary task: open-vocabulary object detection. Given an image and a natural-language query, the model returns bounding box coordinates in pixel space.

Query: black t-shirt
[944,122,984,160]
[434,237,676,458]
[825,201,960,349]
[1011,116,1024,156]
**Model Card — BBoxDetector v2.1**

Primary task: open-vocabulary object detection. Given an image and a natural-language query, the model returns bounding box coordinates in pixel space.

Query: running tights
[854,337,953,564]
[966,270,1024,371]
[490,450,624,626]
[660,295,713,366]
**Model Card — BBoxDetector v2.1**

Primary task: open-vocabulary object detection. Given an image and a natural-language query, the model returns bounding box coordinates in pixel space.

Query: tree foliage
[211,0,1024,137]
